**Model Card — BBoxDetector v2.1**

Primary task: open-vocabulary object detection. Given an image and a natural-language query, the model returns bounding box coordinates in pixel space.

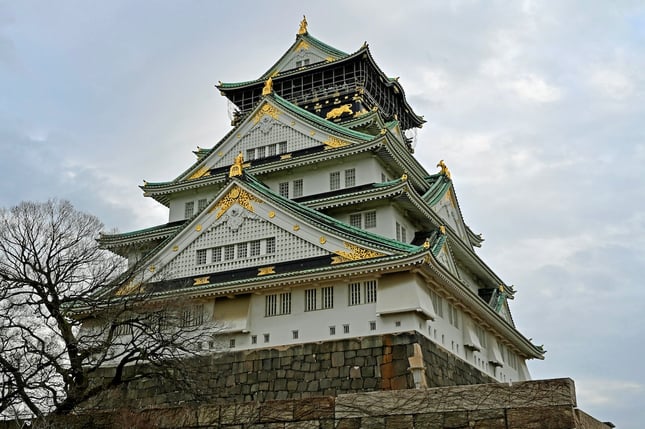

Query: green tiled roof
[242,172,422,254]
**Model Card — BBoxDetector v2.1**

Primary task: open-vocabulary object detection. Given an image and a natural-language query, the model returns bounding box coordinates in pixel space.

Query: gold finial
[436,160,452,179]
[423,239,430,249]
[229,152,244,178]
[401,173,408,181]
[439,225,446,235]
[298,15,308,35]
[262,77,273,96]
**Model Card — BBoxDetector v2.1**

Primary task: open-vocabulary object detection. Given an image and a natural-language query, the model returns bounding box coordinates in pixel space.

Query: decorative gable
[432,188,468,241]
[131,179,396,289]
[180,97,368,181]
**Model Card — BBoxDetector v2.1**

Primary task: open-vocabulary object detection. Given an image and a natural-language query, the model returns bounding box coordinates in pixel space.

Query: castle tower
[98,18,544,393]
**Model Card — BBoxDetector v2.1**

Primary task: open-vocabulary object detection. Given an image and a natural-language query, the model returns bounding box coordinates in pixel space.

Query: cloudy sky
[1,1,643,426]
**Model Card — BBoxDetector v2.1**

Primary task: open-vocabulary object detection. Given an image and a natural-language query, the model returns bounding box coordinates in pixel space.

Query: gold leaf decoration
[332,242,385,264]
[188,166,210,180]
[193,276,210,286]
[115,281,144,296]
[295,40,310,51]
[253,104,281,123]
[258,266,275,276]
[323,136,350,149]
[210,185,263,219]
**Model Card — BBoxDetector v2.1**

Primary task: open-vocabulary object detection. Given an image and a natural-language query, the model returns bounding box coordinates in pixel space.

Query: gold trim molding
[332,242,385,264]
[210,185,263,219]
[323,136,350,149]
[193,276,210,286]
[253,103,281,123]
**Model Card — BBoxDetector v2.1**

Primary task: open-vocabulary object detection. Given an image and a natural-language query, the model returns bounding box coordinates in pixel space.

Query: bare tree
[0,200,209,420]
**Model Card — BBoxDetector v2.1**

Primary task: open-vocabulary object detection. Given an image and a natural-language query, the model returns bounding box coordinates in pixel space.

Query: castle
[98,17,544,390]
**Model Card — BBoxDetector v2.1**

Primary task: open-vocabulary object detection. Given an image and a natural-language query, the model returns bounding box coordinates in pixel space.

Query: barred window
[267,143,277,157]
[196,249,207,265]
[229,338,236,348]
[345,168,356,187]
[322,287,334,309]
[224,244,235,261]
[349,282,361,306]
[364,211,377,228]
[343,324,350,334]
[280,292,291,315]
[197,198,208,211]
[396,222,407,242]
[305,289,317,312]
[293,179,303,198]
[279,182,289,198]
[185,201,195,218]
[250,240,261,257]
[369,321,377,331]
[265,237,276,254]
[237,243,247,258]
[256,146,266,159]
[251,335,257,344]
[429,290,444,317]
[365,280,377,303]
[246,148,256,161]
[212,247,222,263]
[278,141,287,154]
[180,304,204,327]
[292,330,299,340]
[264,292,292,317]
[329,326,336,335]
[330,171,341,190]
[349,213,362,229]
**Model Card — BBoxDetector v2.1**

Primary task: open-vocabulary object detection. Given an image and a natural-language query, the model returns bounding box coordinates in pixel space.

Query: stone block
[331,351,345,367]
[385,414,414,429]
[259,399,294,422]
[506,405,576,429]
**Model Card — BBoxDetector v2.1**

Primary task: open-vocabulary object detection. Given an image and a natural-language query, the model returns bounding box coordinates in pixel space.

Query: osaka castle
[99,17,544,387]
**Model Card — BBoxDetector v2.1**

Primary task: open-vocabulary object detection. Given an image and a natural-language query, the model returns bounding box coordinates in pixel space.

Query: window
[345,168,356,187]
[113,323,132,337]
[305,289,317,312]
[266,237,276,254]
[280,292,291,315]
[229,338,236,348]
[349,282,361,306]
[224,244,235,261]
[364,211,377,229]
[448,303,460,328]
[279,141,287,154]
[349,280,377,305]
[349,213,362,229]
[237,243,247,258]
[246,148,256,161]
[322,287,333,309]
[343,324,350,334]
[329,326,336,336]
[250,240,261,257]
[267,144,277,157]
[264,333,270,343]
[365,280,377,303]
[256,146,266,159]
[198,198,208,211]
[265,294,277,316]
[476,325,487,348]
[429,290,444,317]
[266,296,289,320]
[395,320,401,327]
[212,247,222,263]
[180,304,204,327]
[305,286,334,311]
[293,179,303,198]
[196,249,207,265]
[279,182,289,198]
[185,201,195,218]
[292,330,299,340]
[369,321,377,331]
[396,222,407,242]
[295,58,310,67]
[251,335,257,345]
[330,171,341,190]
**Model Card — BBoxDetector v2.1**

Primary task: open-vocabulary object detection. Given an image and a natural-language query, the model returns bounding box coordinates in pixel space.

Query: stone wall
[90,332,495,409]
[1,379,614,429]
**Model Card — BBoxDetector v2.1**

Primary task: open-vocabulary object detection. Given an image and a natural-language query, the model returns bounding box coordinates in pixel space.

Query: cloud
[576,379,643,407]
[507,74,562,102]
[588,68,635,100]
